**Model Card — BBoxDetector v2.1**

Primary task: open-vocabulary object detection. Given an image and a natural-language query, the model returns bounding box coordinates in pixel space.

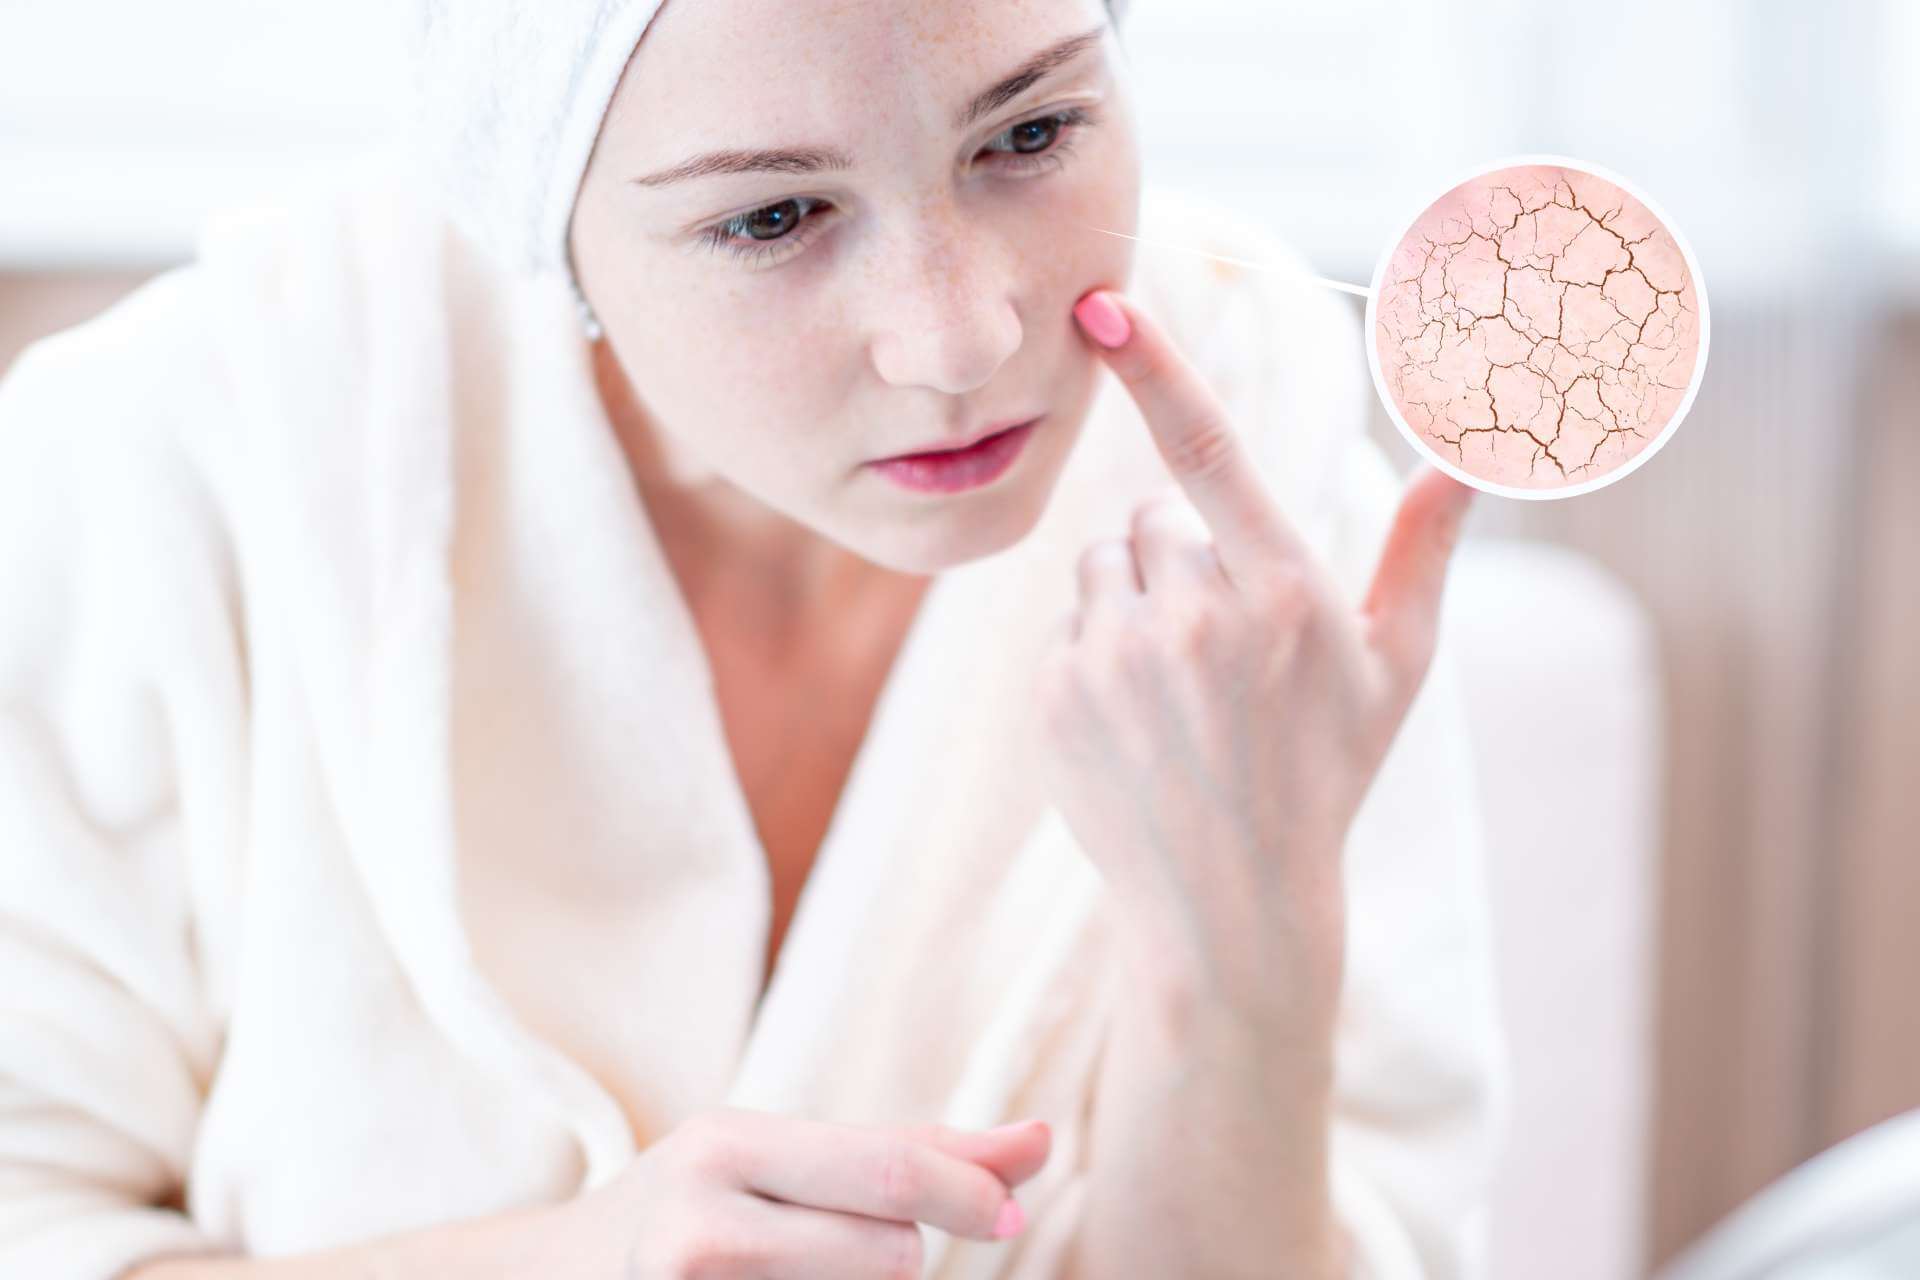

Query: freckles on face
[624,296,843,490]
[569,0,1147,566]
[635,140,1141,482]
[1030,161,1143,327]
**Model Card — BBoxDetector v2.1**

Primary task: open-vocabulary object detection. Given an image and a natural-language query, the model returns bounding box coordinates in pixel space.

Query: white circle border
[1362,153,1712,502]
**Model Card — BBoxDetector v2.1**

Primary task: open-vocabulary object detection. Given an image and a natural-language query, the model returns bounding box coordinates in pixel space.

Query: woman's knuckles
[1157,410,1246,489]
[872,1138,926,1217]
[660,1216,766,1279]
[1246,561,1320,631]
[672,1114,746,1185]
[871,1138,1008,1240]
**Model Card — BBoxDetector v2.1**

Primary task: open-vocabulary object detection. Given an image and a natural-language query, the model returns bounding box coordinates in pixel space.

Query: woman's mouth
[866,418,1040,494]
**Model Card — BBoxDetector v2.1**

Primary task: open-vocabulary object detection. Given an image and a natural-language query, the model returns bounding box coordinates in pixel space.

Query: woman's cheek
[1005,205,1113,311]
[664,289,810,397]
[1042,142,1142,293]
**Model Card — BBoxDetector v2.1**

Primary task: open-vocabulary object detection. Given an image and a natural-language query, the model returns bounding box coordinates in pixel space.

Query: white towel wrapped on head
[401,0,673,336]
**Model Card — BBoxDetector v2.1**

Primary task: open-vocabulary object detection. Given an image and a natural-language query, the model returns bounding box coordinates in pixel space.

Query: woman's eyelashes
[694,105,1101,268]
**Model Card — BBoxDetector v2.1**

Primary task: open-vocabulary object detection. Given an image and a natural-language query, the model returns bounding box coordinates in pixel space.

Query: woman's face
[570,0,1141,576]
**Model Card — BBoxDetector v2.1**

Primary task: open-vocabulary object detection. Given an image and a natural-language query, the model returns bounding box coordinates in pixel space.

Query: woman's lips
[866,418,1040,494]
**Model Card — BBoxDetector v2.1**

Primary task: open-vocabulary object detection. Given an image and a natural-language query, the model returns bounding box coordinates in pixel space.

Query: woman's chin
[863,471,1066,575]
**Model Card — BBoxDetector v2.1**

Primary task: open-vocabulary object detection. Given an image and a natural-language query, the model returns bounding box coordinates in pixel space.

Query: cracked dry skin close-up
[1373,164,1701,491]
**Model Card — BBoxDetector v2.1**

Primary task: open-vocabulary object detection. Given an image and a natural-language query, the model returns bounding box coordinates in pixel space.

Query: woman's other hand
[542,1107,1051,1278]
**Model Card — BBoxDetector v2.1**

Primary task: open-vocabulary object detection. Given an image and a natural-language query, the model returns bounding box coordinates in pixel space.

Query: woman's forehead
[628,0,1104,103]
[602,0,1113,161]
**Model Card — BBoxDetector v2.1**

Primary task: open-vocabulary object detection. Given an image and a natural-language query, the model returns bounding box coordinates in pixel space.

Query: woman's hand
[1045,287,1476,1049]
[540,1107,1051,1279]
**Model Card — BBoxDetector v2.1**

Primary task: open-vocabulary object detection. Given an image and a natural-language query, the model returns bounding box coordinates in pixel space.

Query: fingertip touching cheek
[567,0,1142,575]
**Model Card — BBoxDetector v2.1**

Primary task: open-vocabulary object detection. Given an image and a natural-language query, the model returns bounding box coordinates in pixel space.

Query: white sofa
[1656,1107,1920,1279]
[1441,535,1666,1280]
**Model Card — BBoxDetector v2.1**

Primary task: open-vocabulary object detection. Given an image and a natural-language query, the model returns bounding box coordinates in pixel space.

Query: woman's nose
[867,215,1023,396]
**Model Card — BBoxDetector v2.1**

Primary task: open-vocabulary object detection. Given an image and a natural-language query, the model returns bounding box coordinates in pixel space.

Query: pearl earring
[572,278,605,342]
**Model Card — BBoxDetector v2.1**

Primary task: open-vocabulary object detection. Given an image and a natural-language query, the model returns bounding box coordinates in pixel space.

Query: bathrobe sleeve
[0,270,248,1277]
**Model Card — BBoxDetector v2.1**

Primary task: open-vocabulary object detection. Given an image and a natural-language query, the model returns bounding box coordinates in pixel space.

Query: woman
[0,0,1505,1276]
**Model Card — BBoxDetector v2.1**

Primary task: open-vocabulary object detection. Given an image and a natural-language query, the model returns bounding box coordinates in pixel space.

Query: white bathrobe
[0,148,1506,1280]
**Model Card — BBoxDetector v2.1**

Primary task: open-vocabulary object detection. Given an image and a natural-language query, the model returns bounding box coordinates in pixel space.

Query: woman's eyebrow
[950,23,1108,131]
[629,22,1110,190]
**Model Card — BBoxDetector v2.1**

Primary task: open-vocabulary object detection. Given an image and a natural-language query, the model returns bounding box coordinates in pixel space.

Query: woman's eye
[697,104,1100,267]
[697,196,829,267]
[982,105,1096,174]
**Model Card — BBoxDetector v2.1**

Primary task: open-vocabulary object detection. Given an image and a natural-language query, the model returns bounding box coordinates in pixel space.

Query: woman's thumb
[1359,465,1474,701]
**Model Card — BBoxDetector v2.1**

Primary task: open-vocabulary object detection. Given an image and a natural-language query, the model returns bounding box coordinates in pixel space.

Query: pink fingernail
[1074,291,1131,348]
[993,1198,1026,1239]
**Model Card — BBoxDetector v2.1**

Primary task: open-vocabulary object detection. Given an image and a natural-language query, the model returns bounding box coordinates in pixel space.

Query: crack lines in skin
[1375,166,1699,488]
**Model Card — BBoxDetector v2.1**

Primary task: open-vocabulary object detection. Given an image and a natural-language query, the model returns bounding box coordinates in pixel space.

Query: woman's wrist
[1109,887,1343,1090]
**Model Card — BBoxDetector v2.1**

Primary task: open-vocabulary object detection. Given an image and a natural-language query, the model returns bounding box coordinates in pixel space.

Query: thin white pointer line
[1077,223,1374,299]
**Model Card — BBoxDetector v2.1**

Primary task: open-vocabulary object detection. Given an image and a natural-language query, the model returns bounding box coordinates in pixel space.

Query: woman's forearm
[122,1199,572,1280]
[1067,928,1349,1280]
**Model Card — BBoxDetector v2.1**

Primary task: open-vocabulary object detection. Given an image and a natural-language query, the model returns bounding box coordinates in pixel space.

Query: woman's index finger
[1074,288,1310,583]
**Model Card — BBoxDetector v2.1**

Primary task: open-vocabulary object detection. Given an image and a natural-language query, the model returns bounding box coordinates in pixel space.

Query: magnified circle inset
[1365,155,1709,500]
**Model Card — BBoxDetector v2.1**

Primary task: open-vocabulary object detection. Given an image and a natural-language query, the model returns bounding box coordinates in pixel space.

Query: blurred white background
[2,4,1916,1279]
[1,0,1913,292]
